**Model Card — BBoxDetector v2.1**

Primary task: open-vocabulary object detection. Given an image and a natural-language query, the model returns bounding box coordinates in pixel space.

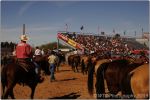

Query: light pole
[139,24,143,38]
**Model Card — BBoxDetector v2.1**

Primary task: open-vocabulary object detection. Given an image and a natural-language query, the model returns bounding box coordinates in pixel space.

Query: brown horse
[88,59,144,99]
[1,58,44,99]
[36,55,50,75]
[129,64,149,99]
[72,55,81,72]
[68,54,75,67]
[68,54,81,72]
[81,55,90,74]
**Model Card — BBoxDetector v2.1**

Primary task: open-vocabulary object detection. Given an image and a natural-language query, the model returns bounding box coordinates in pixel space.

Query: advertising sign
[57,32,84,50]
[68,39,76,47]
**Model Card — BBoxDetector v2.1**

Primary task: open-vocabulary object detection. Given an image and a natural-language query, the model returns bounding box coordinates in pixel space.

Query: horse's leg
[9,88,15,99]
[3,82,15,99]
[29,83,37,99]
[2,77,6,98]
[76,63,79,72]
[72,63,75,72]
[1,82,5,98]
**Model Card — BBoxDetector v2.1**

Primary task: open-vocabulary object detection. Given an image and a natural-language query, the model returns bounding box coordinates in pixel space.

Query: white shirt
[41,50,45,55]
[74,50,77,54]
[34,49,42,56]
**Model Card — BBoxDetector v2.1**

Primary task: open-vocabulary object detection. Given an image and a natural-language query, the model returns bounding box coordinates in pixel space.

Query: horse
[88,59,144,99]
[68,54,75,67]
[81,55,90,74]
[72,55,81,72]
[127,64,149,99]
[87,58,111,95]
[1,57,44,99]
[54,55,60,72]
[38,55,50,75]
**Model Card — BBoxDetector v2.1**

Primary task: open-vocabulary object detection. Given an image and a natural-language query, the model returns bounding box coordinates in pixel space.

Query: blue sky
[1,1,149,46]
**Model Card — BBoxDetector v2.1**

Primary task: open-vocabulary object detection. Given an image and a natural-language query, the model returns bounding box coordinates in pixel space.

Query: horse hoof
[39,77,44,83]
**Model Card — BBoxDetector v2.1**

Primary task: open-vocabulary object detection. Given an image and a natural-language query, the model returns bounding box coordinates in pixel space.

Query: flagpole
[65,24,68,32]
[142,28,143,38]
[23,24,25,35]
[134,31,136,38]
[98,26,100,36]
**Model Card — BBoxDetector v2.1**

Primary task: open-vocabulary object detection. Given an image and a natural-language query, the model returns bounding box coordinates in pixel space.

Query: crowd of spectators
[63,32,148,57]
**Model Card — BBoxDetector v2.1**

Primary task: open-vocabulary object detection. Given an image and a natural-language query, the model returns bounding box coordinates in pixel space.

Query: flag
[65,24,68,32]
[113,29,115,34]
[80,25,84,30]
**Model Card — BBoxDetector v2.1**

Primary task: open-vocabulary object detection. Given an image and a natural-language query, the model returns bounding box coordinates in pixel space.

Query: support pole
[23,24,25,35]
[57,38,59,50]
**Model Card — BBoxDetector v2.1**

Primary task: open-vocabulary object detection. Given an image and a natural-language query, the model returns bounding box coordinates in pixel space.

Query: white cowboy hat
[20,34,29,41]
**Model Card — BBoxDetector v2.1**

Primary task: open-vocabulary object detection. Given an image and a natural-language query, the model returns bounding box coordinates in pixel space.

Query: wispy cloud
[28,26,59,32]
[18,2,34,16]
[64,18,73,23]
[2,25,59,34]
[1,25,59,45]
[54,1,78,8]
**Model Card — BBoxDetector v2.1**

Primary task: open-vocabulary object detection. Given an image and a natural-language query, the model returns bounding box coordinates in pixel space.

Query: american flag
[80,25,84,30]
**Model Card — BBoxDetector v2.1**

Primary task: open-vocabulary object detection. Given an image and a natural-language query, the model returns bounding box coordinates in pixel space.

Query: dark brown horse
[37,55,50,75]
[81,55,90,74]
[72,55,81,72]
[68,54,81,72]
[88,59,144,99]
[68,54,75,67]
[1,58,44,99]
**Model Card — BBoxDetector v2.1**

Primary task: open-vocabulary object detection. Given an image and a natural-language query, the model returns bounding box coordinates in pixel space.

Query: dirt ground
[7,64,96,99]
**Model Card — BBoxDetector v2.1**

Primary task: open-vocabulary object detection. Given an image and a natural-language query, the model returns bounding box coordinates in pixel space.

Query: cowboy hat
[20,34,29,41]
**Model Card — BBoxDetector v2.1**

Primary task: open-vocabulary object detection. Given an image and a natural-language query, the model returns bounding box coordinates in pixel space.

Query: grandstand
[57,31,149,55]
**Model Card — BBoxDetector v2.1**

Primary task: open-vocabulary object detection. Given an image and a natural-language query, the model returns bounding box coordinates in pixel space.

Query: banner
[57,32,84,50]
[57,33,68,42]
[68,39,76,47]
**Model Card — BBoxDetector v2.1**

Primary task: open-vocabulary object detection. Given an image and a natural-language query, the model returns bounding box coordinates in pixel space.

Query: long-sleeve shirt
[16,42,32,58]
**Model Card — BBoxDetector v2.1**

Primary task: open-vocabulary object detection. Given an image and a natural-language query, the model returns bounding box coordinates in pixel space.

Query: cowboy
[16,34,42,82]
[48,51,57,82]
[16,34,33,66]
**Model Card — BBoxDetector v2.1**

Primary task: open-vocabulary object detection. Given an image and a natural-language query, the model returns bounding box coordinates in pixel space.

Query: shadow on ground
[49,92,81,99]
[56,69,72,73]
[58,78,77,82]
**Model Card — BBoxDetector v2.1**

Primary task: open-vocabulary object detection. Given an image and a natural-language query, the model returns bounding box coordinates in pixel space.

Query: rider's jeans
[49,63,55,81]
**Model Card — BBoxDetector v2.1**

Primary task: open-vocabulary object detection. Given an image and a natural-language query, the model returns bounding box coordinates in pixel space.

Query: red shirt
[16,41,32,58]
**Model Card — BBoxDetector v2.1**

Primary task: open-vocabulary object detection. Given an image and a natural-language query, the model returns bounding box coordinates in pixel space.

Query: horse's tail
[96,62,108,99]
[1,65,7,97]
[88,60,95,95]
[121,71,134,98]
[81,60,85,72]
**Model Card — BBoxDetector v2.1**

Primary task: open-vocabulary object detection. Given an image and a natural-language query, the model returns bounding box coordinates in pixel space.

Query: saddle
[17,59,35,73]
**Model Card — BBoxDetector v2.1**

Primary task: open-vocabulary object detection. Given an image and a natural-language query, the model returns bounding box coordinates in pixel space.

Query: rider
[16,34,42,82]
[16,34,33,66]
[34,46,42,74]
